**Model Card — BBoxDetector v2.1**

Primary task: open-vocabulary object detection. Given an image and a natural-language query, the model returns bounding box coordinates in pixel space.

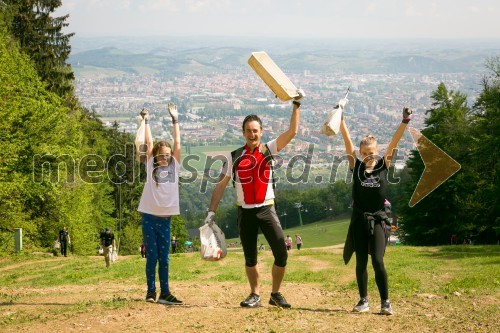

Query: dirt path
[1,253,498,333]
[2,278,498,332]
[0,256,67,272]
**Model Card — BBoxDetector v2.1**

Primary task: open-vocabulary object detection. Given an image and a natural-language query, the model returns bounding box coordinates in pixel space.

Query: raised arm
[168,103,181,163]
[340,116,356,170]
[141,108,154,158]
[276,90,304,151]
[384,107,412,168]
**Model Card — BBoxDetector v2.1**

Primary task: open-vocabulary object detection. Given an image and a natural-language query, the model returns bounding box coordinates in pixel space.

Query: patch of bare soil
[1,279,499,332]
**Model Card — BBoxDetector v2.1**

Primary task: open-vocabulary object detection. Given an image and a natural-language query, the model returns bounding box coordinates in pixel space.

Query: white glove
[294,88,305,101]
[337,98,348,109]
[204,211,215,225]
[168,103,178,121]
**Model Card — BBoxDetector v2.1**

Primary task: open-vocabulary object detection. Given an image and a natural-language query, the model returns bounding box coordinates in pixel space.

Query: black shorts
[238,205,287,267]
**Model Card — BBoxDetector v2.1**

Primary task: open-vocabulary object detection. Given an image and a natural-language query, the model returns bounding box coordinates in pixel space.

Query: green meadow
[1,245,498,332]
[226,218,351,249]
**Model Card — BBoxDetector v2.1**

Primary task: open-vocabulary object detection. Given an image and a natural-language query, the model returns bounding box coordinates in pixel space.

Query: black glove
[402,107,412,123]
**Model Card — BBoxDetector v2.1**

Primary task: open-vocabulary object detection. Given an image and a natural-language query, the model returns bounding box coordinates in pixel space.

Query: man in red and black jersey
[204,91,303,309]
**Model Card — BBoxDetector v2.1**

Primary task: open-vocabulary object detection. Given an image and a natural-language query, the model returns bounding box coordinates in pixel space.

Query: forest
[0,1,498,256]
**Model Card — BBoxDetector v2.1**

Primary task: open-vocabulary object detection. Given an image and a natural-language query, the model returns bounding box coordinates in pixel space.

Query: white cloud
[405,6,422,17]
[467,6,480,13]
[138,0,178,12]
[62,1,78,11]
[57,0,500,38]
[186,0,232,12]
[366,2,378,13]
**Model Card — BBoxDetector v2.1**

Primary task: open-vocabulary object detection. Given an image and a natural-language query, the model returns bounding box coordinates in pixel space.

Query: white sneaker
[352,298,369,313]
[380,299,394,315]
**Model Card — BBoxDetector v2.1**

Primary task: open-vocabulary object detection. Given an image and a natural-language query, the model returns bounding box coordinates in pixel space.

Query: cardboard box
[248,51,299,102]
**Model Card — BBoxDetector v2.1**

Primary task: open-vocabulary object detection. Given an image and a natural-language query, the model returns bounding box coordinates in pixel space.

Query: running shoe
[269,292,291,309]
[240,293,261,308]
[145,291,156,303]
[352,297,369,313]
[157,293,183,305]
[380,299,394,315]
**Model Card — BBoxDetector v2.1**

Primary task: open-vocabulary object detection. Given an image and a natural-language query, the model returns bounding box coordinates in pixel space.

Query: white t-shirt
[222,139,278,209]
[138,156,180,216]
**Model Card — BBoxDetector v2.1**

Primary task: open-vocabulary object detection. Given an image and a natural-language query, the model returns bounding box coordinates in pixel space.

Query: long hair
[152,141,172,186]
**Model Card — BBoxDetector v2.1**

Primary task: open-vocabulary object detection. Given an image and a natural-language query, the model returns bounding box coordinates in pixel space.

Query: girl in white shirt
[137,104,182,305]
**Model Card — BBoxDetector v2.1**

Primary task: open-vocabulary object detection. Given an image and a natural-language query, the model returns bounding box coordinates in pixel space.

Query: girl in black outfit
[340,105,412,316]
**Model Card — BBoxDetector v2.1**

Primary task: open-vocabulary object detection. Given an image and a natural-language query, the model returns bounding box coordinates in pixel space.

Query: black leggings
[60,241,68,256]
[238,205,287,267]
[352,212,388,300]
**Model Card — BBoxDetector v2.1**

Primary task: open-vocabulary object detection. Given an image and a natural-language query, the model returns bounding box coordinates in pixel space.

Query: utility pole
[294,202,303,227]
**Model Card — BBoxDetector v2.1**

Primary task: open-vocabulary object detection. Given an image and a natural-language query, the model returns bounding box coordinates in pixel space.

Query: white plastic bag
[98,246,103,255]
[199,223,227,261]
[134,117,146,162]
[112,248,118,262]
[320,106,343,136]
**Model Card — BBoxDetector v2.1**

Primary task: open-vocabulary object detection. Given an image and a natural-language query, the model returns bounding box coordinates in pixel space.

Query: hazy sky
[57,0,500,39]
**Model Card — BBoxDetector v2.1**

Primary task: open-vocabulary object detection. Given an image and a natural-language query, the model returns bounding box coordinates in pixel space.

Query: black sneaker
[145,291,156,303]
[240,293,261,308]
[380,299,394,315]
[269,292,291,309]
[157,293,183,305]
[353,297,369,313]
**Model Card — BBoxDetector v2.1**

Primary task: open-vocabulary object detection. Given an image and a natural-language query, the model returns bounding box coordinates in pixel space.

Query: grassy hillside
[0,245,498,332]
[226,218,350,248]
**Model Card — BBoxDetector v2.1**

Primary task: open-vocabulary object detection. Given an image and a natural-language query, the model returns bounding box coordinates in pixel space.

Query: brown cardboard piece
[248,51,299,102]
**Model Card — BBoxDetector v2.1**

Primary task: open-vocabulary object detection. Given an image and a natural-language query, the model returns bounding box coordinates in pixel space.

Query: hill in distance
[69,36,500,76]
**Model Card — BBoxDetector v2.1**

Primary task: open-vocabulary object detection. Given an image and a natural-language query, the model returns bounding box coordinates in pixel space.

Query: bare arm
[384,122,408,167]
[208,174,231,212]
[340,119,356,170]
[172,121,181,163]
[276,102,300,152]
[168,103,181,163]
[145,119,154,158]
[384,107,412,167]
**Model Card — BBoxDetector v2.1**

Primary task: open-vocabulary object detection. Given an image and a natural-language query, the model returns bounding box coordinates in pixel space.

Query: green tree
[399,65,500,245]
[468,56,500,243]
[171,215,189,253]
[4,0,75,97]
[399,83,471,245]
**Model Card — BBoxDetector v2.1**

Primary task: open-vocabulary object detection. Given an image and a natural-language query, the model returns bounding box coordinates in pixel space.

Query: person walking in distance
[204,90,304,309]
[341,103,413,316]
[295,234,302,250]
[100,227,116,268]
[285,235,292,251]
[137,104,183,305]
[59,226,71,257]
[171,236,178,254]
